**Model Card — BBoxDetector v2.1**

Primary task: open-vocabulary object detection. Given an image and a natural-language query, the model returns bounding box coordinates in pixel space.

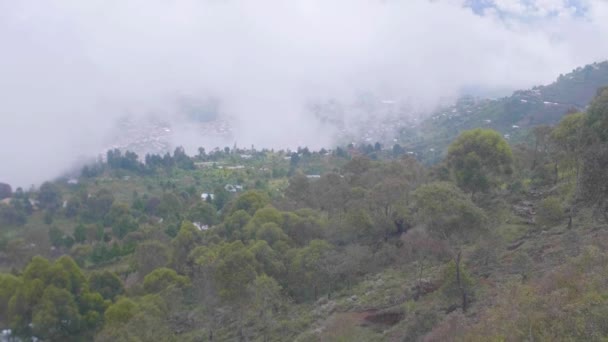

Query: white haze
[1,0,608,188]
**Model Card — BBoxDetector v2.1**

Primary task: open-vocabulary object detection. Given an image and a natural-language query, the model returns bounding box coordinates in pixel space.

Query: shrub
[536,196,564,227]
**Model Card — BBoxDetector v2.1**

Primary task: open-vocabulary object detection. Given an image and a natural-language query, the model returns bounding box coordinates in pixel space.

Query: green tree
[73,223,87,243]
[255,222,289,247]
[579,89,608,222]
[243,206,285,241]
[37,182,62,211]
[99,296,174,342]
[247,275,284,341]
[187,201,217,226]
[65,197,82,218]
[0,274,20,324]
[288,239,334,301]
[171,221,202,272]
[104,297,138,326]
[89,271,124,301]
[157,193,183,220]
[447,128,513,195]
[223,209,251,240]
[282,209,325,246]
[48,226,64,248]
[587,87,608,141]
[50,255,86,295]
[413,182,486,311]
[106,203,138,239]
[248,240,285,280]
[31,285,82,341]
[5,256,103,339]
[551,112,588,170]
[213,185,230,211]
[232,190,269,216]
[135,240,170,278]
[214,241,257,303]
[285,172,311,207]
[312,172,350,216]
[84,189,115,222]
[536,196,565,227]
[143,268,190,293]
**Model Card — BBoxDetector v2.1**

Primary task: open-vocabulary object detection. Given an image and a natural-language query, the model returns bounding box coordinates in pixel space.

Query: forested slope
[1,89,608,341]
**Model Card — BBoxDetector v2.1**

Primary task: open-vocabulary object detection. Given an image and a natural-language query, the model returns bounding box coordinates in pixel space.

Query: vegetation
[2,86,608,341]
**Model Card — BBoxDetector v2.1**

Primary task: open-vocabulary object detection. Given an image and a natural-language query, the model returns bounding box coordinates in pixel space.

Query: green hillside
[405,61,608,163]
[1,74,608,342]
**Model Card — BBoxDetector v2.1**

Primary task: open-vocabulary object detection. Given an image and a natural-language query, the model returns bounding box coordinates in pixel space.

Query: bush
[143,268,189,293]
[536,196,564,227]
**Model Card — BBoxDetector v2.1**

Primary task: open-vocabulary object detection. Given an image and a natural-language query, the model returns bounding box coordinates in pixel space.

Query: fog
[1,0,608,188]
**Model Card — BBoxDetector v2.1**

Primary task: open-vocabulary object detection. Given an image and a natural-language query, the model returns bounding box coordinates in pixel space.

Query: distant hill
[404,61,608,162]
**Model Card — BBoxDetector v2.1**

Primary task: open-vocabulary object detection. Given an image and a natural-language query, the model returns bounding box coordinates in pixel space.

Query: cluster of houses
[196,184,246,231]
[200,184,244,201]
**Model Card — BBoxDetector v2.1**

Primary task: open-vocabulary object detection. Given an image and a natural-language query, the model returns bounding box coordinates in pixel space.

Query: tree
[214,242,257,303]
[311,172,350,216]
[0,274,20,324]
[65,197,82,218]
[531,125,553,171]
[89,271,124,300]
[536,196,565,227]
[143,268,189,293]
[31,285,82,341]
[285,173,311,207]
[413,182,486,311]
[248,240,285,280]
[171,221,202,272]
[0,182,12,200]
[447,128,513,195]
[586,87,608,142]
[244,206,285,242]
[37,182,62,211]
[51,255,86,295]
[282,209,325,246]
[157,193,183,220]
[579,143,608,222]
[231,190,269,216]
[579,89,608,222]
[223,210,252,240]
[213,185,230,211]
[84,189,115,222]
[551,113,588,225]
[135,241,170,278]
[342,156,372,185]
[0,203,27,226]
[48,226,64,248]
[401,230,448,297]
[98,296,174,342]
[73,224,87,243]
[247,275,284,341]
[551,113,587,170]
[103,297,138,326]
[187,201,217,227]
[288,240,334,301]
[4,256,104,340]
[255,222,289,247]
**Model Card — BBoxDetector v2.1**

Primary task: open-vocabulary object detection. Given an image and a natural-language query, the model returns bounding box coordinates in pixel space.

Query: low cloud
[1,0,608,187]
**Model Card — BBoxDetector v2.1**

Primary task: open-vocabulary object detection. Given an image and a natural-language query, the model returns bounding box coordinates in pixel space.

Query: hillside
[404,61,608,162]
[1,74,608,342]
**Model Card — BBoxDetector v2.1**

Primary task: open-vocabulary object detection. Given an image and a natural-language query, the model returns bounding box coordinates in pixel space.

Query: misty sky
[1,0,608,188]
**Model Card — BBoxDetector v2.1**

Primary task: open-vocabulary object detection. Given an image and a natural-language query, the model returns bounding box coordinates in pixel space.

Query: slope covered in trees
[406,61,608,163]
[2,90,608,340]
